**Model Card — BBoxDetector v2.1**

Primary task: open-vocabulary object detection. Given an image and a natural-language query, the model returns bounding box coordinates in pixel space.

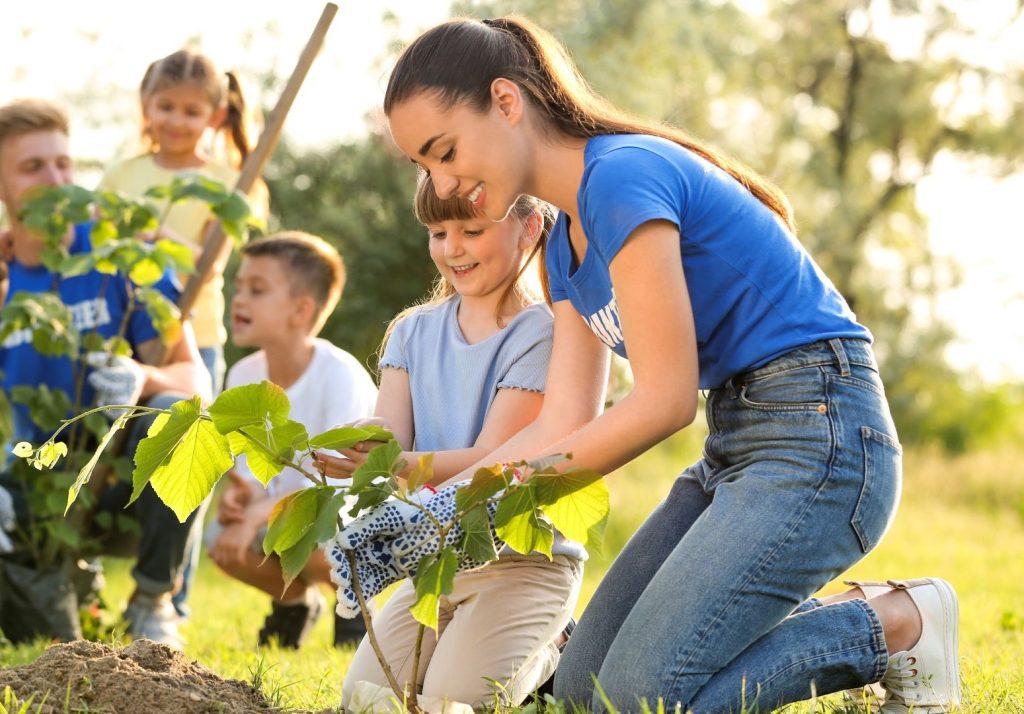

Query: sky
[3,0,1022,382]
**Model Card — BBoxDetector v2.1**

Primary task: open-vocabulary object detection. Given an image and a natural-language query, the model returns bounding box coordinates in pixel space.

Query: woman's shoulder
[584,134,693,178]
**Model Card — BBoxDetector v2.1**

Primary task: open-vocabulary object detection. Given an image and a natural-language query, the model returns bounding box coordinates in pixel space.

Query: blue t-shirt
[546,134,871,389]
[380,298,552,452]
[2,224,180,444]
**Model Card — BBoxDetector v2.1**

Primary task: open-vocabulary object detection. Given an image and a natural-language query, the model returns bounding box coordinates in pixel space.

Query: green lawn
[2,435,1022,713]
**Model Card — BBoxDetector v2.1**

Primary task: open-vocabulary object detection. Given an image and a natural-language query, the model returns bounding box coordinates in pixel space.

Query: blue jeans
[553,338,902,713]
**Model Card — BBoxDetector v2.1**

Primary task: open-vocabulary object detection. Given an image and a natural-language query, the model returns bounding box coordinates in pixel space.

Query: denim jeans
[554,338,902,713]
[96,393,209,596]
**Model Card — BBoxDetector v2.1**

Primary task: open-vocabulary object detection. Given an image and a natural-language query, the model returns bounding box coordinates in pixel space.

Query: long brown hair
[140,49,253,169]
[384,16,794,231]
[378,174,554,366]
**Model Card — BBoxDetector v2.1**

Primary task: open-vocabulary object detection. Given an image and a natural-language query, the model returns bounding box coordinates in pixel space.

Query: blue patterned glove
[327,482,503,618]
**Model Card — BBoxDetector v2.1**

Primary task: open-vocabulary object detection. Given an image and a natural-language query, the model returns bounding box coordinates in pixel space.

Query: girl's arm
[325,367,544,484]
[440,219,698,484]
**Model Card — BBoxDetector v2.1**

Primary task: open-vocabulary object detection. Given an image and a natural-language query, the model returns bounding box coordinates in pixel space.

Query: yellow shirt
[98,154,269,348]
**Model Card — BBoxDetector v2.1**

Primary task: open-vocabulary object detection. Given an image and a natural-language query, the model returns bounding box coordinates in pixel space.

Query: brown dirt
[0,639,282,713]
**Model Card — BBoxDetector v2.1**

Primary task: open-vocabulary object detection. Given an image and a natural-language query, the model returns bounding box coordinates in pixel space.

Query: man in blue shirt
[0,98,210,647]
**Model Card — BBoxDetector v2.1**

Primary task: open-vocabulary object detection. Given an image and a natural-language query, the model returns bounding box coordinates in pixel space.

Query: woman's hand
[313,442,397,480]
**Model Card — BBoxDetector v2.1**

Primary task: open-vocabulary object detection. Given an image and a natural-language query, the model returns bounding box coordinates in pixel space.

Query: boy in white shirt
[206,231,377,648]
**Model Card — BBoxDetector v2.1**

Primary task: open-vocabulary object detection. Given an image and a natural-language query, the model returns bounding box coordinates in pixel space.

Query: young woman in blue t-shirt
[379,15,960,714]
[318,176,588,710]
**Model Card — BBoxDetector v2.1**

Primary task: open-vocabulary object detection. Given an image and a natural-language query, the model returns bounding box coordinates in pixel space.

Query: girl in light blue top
[321,176,588,710]
[379,15,961,714]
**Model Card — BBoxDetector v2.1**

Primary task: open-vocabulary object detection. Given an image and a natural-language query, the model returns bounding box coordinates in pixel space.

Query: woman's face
[388,88,530,222]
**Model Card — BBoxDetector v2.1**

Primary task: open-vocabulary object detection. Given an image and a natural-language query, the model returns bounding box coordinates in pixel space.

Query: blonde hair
[0,99,69,159]
[379,174,554,364]
[384,15,794,232]
[241,231,345,334]
[140,49,253,169]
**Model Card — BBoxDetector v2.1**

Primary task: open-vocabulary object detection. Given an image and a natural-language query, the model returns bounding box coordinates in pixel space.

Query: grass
[1,433,1022,713]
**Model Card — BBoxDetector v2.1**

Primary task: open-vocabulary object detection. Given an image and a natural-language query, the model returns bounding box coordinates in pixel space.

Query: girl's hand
[314,443,403,480]
[313,449,366,479]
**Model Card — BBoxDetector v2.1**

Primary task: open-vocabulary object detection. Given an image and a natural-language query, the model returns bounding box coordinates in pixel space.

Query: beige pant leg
[342,580,450,709]
[421,554,582,707]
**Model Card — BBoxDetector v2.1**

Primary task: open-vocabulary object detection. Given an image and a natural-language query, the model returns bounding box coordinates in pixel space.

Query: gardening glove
[0,484,16,554]
[327,482,503,618]
[84,351,145,417]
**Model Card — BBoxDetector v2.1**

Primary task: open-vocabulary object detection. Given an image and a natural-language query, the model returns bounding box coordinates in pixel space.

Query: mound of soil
[0,639,280,713]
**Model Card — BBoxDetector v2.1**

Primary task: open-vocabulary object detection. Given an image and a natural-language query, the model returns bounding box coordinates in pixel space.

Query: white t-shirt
[226,338,378,498]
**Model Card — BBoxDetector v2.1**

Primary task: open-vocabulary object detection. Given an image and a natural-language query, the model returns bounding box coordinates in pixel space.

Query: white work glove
[0,484,16,554]
[326,482,503,618]
[85,351,145,416]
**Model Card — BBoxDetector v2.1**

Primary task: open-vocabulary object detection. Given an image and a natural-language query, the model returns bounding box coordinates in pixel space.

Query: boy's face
[230,255,311,347]
[0,129,73,221]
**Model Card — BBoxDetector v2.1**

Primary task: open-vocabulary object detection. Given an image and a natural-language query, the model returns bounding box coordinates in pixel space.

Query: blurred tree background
[255,0,1023,452]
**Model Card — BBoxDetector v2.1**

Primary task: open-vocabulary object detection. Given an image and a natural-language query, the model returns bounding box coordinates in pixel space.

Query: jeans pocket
[851,426,902,553]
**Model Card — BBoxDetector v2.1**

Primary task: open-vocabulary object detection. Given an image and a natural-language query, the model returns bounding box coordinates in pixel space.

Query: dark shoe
[258,588,324,649]
[334,606,367,648]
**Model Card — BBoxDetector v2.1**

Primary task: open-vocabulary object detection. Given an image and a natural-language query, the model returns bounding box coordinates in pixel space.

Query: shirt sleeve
[496,309,554,394]
[545,213,570,303]
[580,146,684,263]
[378,314,412,371]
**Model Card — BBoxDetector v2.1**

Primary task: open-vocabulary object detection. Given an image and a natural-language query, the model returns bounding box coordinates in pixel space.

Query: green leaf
[131,397,232,521]
[409,547,458,630]
[136,287,181,345]
[66,413,130,514]
[209,381,291,434]
[274,488,346,590]
[228,419,307,486]
[345,483,393,519]
[494,483,554,558]
[58,251,96,277]
[89,219,118,246]
[228,430,284,485]
[454,464,506,513]
[349,440,403,492]
[460,504,499,564]
[213,191,252,222]
[532,469,610,555]
[264,488,319,555]
[105,335,133,358]
[308,425,393,450]
[128,257,163,286]
[154,238,195,273]
[12,384,72,431]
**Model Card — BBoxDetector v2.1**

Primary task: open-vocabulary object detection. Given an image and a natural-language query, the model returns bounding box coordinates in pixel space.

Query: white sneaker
[124,592,184,649]
[878,578,961,714]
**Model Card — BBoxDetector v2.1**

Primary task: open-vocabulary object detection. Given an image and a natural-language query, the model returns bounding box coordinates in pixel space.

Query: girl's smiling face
[387,84,531,223]
[425,214,531,307]
[143,82,222,164]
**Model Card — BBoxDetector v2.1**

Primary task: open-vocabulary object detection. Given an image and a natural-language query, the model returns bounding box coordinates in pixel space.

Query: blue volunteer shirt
[2,223,180,444]
[546,134,871,389]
